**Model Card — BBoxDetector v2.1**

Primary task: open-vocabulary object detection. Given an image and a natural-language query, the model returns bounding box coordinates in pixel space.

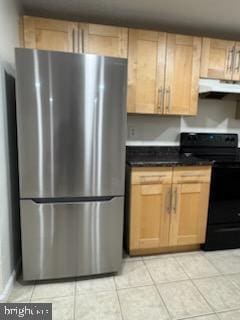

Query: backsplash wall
[127,99,240,146]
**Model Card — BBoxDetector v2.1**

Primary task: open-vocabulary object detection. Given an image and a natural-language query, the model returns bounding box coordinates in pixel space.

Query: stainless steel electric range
[180,132,240,251]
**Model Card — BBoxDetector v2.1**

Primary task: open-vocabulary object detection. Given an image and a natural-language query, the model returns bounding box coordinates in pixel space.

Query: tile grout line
[73,278,77,320]
[171,254,226,281]
[191,258,240,315]
[201,250,240,277]
[142,258,172,320]
[215,306,240,316]
[216,308,240,318]
[112,283,154,291]
[171,262,240,282]
[171,254,220,317]
[113,275,124,320]
[144,254,191,284]
[171,255,192,280]
[195,271,240,303]
[29,281,36,302]
[145,255,219,319]
[221,273,240,293]
[142,252,199,262]
[225,273,240,294]
[189,277,219,315]
[200,252,227,275]
[172,311,218,320]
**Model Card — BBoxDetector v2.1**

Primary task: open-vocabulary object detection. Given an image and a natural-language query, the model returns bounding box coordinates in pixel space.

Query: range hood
[199,79,240,100]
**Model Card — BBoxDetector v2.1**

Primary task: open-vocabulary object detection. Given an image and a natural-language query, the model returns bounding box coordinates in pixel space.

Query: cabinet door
[201,38,235,80]
[80,23,128,58]
[130,183,171,251]
[23,16,78,53]
[127,29,166,114]
[232,42,240,81]
[169,182,210,246]
[164,34,201,115]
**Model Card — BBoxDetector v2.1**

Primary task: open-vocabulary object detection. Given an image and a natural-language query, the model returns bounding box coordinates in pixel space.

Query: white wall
[0,0,21,299]
[127,99,240,146]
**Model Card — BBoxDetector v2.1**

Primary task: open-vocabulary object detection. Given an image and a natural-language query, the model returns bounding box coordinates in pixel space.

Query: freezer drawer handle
[30,196,115,204]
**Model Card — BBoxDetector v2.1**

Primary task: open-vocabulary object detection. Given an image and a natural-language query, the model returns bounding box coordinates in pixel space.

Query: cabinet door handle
[165,87,171,113]
[167,188,172,214]
[140,175,166,184]
[181,174,206,178]
[227,48,234,71]
[81,29,85,53]
[235,50,240,72]
[172,187,178,214]
[72,28,75,53]
[231,48,236,72]
[157,88,163,113]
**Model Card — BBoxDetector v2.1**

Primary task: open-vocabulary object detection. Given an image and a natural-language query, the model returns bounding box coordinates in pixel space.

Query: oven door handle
[216,227,240,232]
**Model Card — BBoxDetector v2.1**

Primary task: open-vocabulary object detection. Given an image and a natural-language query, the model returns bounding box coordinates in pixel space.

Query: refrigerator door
[15,49,127,198]
[20,197,124,280]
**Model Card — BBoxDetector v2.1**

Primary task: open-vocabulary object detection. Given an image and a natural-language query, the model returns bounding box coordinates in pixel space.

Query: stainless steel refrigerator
[15,48,127,281]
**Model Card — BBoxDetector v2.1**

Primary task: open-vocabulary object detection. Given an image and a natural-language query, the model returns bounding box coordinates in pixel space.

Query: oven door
[208,165,240,224]
[205,223,240,250]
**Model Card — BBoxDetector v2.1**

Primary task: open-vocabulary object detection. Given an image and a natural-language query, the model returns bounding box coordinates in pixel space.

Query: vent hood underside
[199,79,240,100]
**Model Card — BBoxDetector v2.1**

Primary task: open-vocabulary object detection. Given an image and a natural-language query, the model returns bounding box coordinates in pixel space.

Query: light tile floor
[7,249,240,320]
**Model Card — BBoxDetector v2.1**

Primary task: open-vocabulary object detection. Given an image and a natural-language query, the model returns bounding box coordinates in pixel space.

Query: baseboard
[0,259,21,302]
[129,244,201,256]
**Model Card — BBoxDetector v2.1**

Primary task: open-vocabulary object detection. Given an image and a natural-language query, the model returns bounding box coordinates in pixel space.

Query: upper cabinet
[233,42,240,81]
[201,37,240,81]
[23,16,128,59]
[127,29,166,114]
[22,16,204,116]
[127,29,201,115]
[164,34,201,115]
[79,23,128,58]
[23,16,78,53]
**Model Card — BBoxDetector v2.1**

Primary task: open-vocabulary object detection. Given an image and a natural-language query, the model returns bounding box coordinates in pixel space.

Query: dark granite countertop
[126,146,213,167]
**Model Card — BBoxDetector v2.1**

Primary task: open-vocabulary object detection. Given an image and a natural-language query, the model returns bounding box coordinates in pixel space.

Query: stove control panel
[180,133,238,148]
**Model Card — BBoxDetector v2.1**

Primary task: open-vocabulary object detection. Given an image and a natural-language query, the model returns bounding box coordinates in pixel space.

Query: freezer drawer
[20,197,124,280]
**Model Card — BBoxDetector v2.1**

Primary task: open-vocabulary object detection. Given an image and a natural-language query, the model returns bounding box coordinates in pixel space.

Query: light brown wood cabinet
[129,167,172,250]
[164,34,201,115]
[23,16,78,53]
[127,29,166,114]
[80,23,128,58]
[201,37,240,81]
[126,166,211,255]
[23,16,128,58]
[22,16,202,116]
[127,30,201,115]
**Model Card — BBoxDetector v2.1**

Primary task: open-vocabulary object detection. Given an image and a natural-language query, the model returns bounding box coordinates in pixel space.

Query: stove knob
[231,137,235,142]
[225,137,230,142]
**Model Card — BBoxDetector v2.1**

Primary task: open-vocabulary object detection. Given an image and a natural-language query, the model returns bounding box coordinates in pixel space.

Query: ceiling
[21,0,240,39]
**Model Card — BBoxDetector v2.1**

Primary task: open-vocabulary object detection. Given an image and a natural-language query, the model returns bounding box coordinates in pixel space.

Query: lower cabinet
[130,183,171,249]
[126,166,211,255]
[169,182,210,246]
